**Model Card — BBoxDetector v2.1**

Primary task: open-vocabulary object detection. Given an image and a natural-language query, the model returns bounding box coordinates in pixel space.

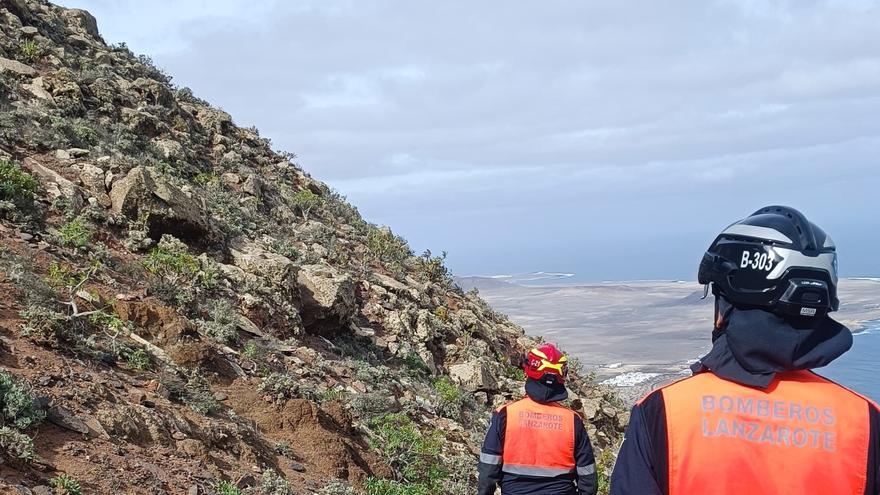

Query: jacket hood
[525,377,568,403]
[693,297,853,388]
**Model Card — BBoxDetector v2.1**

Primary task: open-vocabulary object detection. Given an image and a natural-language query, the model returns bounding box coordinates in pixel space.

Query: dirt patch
[224,379,391,483]
[114,300,196,346]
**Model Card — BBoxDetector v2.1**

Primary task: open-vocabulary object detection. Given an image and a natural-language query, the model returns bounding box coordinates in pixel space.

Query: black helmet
[698,206,839,318]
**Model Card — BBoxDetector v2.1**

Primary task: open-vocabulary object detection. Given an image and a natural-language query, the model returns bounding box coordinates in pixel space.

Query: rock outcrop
[297,264,356,336]
[110,166,212,241]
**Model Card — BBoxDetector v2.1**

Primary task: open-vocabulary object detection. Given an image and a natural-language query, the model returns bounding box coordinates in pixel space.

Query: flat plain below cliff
[0,1,626,493]
[460,276,880,401]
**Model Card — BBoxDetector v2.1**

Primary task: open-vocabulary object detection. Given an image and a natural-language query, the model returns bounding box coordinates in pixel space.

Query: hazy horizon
[62,0,880,280]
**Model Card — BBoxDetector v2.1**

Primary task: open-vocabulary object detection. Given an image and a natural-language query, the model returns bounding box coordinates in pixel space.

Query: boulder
[121,107,164,137]
[449,359,497,392]
[297,264,355,335]
[414,309,441,341]
[242,174,263,198]
[62,8,101,39]
[22,157,84,210]
[21,76,54,101]
[228,237,298,294]
[79,163,110,206]
[110,167,211,241]
[221,173,241,186]
[0,57,36,76]
[67,34,91,49]
[152,138,184,160]
[372,272,419,300]
[4,0,34,23]
[194,107,233,136]
[582,397,602,420]
[132,77,175,108]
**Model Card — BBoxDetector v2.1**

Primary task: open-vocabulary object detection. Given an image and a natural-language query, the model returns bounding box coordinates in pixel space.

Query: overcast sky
[63,0,880,281]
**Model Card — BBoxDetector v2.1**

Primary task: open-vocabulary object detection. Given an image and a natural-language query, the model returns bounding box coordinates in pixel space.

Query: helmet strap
[713,296,734,335]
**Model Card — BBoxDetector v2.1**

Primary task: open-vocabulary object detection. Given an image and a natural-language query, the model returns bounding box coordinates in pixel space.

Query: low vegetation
[0,370,45,462]
[50,474,83,495]
[289,189,323,222]
[143,235,217,307]
[364,413,471,494]
[0,159,39,213]
[56,216,94,250]
[197,299,239,344]
[433,377,470,421]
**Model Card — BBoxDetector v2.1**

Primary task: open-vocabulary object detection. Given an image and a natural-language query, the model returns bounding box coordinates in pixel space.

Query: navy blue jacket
[611,302,880,494]
[478,379,599,495]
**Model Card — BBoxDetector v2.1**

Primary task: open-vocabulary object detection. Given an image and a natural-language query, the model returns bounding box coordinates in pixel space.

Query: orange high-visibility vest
[501,397,576,477]
[658,370,872,494]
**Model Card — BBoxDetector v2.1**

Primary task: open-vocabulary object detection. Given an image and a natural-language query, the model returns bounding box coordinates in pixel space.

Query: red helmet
[523,343,569,384]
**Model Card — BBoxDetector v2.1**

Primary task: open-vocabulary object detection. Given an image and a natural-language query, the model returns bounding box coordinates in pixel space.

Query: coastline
[458,275,880,405]
[606,318,880,405]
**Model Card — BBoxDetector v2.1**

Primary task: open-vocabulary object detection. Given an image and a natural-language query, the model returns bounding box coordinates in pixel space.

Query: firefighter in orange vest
[611,206,880,494]
[478,343,599,495]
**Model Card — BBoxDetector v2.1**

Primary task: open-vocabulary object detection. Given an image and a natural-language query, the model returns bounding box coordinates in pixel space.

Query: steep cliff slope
[0,1,624,493]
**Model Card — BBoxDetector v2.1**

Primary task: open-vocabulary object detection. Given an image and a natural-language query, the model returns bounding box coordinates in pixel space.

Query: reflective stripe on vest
[662,370,870,494]
[501,397,576,477]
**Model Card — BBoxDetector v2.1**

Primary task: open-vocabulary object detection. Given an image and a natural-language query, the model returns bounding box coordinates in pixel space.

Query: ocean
[821,321,880,402]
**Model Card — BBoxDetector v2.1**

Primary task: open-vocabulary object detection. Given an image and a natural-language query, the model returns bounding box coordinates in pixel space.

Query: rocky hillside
[0,1,625,493]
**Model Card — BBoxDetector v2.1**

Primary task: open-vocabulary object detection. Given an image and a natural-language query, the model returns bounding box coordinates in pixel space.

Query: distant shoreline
[606,318,880,405]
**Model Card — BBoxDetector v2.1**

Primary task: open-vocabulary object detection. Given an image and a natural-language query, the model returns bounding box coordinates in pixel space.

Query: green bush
[367,413,445,486]
[433,378,470,421]
[50,474,82,495]
[596,447,616,495]
[253,470,293,495]
[0,426,37,461]
[324,190,367,232]
[215,480,241,495]
[289,189,322,222]
[0,371,44,462]
[319,388,345,404]
[123,347,152,371]
[418,250,450,284]
[366,227,411,265]
[349,391,394,419]
[318,480,359,495]
[0,159,39,208]
[18,40,41,63]
[241,341,261,360]
[268,238,301,261]
[143,235,216,306]
[274,441,294,457]
[501,361,526,381]
[258,373,306,404]
[202,181,258,238]
[57,216,93,249]
[363,479,430,495]
[194,172,219,186]
[402,353,430,378]
[197,299,239,344]
[88,309,127,330]
[0,371,46,430]
[143,236,200,279]
[19,304,68,344]
[162,369,218,415]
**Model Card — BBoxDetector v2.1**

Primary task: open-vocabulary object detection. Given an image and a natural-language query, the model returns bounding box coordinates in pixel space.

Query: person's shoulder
[494,398,522,413]
[808,371,880,411]
[635,372,710,406]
